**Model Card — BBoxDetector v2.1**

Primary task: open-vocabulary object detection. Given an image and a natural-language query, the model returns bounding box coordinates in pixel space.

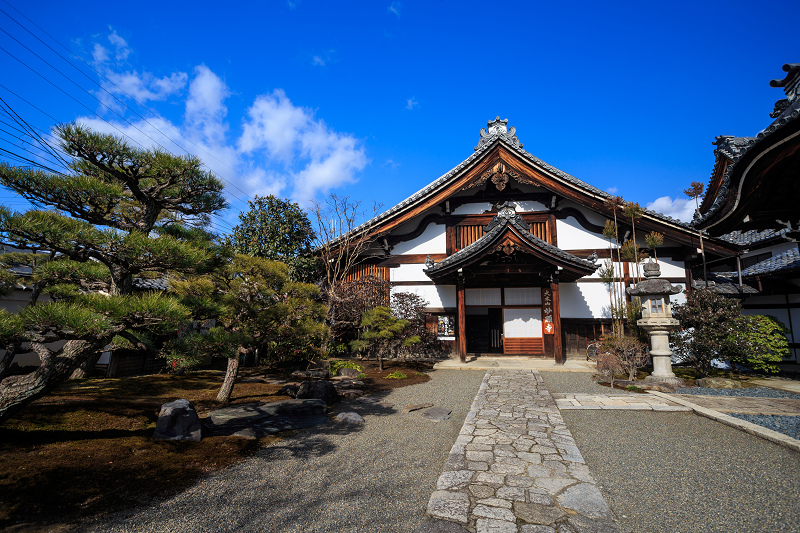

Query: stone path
[553,393,690,411]
[418,369,618,533]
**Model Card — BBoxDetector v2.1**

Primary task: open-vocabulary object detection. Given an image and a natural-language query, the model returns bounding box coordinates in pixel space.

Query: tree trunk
[69,349,103,380]
[216,356,240,403]
[0,338,108,424]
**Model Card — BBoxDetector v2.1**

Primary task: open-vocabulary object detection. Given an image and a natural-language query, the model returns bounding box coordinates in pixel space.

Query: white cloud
[646,196,697,222]
[92,43,109,63]
[312,55,325,66]
[406,97,418,110]
[77,56,366,211]
[388,1,402,16]
[106,29,131,62]
[606,186,618,194]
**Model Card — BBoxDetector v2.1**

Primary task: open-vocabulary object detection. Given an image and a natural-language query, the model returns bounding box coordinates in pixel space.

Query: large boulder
[153,399,202,442]
[204,399,328,437]
[338,367,361,378]
[296,380,340,403]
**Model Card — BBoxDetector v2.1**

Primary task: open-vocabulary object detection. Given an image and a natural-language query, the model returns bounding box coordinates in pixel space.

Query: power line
[0,3,255,204]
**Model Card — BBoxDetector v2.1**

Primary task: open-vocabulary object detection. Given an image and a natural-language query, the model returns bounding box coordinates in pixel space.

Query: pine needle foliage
[0,124,227,422]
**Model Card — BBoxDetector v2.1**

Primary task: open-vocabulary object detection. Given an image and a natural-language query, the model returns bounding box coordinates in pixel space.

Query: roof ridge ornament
[475,117,523,151]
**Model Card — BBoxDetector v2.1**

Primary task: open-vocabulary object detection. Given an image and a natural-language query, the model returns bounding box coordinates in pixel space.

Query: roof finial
[475,117,523,151]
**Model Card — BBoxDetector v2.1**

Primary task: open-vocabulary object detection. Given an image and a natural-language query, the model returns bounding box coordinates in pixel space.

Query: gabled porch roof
[424,204,598,283]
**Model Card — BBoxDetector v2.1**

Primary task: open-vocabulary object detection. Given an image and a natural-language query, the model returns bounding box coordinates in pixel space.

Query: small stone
[437,470,474,490]
[535,477,576,494]
[506,475,535,487]
[470,484,497,499]
[566,515,620,533]
[427,491,470,523]
[476,518,518,533]
[514,502,567,525]
[422,406,453,421]
[335,411,364,425]
[477,498,513,509]
[556,483,612,519]
[337,367,361,378]
[415,517,471,533]
[496,486,526,501]
[473,505,517,521]
[527,491,554,506]
[407,403,435,412]
[476,472,506,486]
[520,526,556,533]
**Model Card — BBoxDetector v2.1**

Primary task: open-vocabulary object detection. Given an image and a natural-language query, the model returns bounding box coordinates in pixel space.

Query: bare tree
[684,181,707,284]
[310,195,382,348]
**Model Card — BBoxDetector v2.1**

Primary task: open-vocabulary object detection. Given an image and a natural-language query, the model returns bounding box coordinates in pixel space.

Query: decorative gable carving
[475,117,523,151]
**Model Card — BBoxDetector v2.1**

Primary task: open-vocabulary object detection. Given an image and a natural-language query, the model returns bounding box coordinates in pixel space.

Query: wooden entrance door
[503,308,544,354]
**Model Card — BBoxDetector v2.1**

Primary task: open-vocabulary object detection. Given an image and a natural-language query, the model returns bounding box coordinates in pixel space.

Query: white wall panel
[390,263,429,282]
[392,223,446,255]
[452,202,492,215]
[392,285,456,309]
[556,217,609,249]
[559,283,609,319]
[514,200,547,212]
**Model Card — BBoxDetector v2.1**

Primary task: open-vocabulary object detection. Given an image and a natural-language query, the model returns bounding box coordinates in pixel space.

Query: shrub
[385,371,407,379]
[328,360,364,378]
[596,351,624,389]
[671,289,743,376]
[728,315,788,374]
[600,335,648,381]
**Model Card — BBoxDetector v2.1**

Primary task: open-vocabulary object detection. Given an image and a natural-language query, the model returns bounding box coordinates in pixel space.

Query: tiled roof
[714,247,800,278]
[425,207,598,275]
[718,228,790,246]
[331,118,695,247]
[692,277,759,295]
[713,136,756,161]
[694,73,800,227]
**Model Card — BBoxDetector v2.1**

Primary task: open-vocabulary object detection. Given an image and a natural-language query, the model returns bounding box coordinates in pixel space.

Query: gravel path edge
[647,390,800,452]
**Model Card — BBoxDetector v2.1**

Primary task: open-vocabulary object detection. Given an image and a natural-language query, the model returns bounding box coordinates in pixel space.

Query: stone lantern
[627,261,685,387]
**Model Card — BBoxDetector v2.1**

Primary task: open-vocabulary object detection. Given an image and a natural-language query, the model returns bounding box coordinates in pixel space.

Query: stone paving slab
[671,394,800,415]
[552,393,691,411]
[419,369,619,533]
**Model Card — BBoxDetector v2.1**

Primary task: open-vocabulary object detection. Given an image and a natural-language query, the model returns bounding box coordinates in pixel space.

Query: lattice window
[456,225,484,251]
[529,221,547,241]
[343,263,390,283]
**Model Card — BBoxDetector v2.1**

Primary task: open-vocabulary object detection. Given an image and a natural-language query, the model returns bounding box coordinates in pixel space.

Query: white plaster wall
[559,201,608,226]
[559,283,610,319]
[452,202,492,215]
[391,223,446,255]
[556,217,609,250]
[391,284,456,309]
[514,200,547,212]
[655,258,687,277]
[390,263,430,282]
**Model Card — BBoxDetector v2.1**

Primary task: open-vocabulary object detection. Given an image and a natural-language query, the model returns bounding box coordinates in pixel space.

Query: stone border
[647,391,800,453]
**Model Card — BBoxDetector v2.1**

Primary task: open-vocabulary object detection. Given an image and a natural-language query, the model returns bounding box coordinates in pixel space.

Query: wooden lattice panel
[343,263,390,283]
[504,338,544,354]
[530,221,547,241]
[455,225,484,251]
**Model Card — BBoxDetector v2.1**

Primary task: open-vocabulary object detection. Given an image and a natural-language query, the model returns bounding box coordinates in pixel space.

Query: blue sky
[0,0,795,236]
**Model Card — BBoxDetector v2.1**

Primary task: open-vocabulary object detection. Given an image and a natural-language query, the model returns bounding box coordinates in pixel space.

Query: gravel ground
[728,413,800,440]
[538,370,638,395]
[541,371,800,533]
[84,370,486,533]
[676,386,800,399]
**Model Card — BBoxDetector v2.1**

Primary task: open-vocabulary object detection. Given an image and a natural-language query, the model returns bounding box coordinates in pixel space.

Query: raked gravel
[676,386,800,399]
[541,371,800,533]
[84,370,486,533]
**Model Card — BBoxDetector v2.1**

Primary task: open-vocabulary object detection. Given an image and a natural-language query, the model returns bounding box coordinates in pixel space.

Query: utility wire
[0,3,256,204]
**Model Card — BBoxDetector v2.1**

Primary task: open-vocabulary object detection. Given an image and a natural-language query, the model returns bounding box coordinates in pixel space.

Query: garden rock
[153,399,202,442]
[296,380,340,403]
[416,517,471,533]
[336,411,365,424]
[406,403,434,412]
[278,384,300,397]
[422,406,452,421]
[696,377,743,389]
[204,399,328,437]
[339,389,365,399]
[291,370,327,379]
[338,367,361,378]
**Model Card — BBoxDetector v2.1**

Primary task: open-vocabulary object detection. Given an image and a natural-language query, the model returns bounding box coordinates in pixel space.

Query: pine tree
[0,124,227,422]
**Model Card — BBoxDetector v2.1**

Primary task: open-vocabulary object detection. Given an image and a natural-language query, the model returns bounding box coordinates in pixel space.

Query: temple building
[339,117,736,362]
[695,63,800,362]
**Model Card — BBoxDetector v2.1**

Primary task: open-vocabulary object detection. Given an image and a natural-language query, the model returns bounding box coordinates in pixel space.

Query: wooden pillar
[457,277,466,362]
[551,279,564,364]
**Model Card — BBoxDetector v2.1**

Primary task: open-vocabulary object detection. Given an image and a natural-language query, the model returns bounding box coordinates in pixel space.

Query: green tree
[728,315,788,374]
[228,195,318,282]
[671,289,743,376]
[0,124,226,422]
[350,306,419,371]
[169,254,327,402]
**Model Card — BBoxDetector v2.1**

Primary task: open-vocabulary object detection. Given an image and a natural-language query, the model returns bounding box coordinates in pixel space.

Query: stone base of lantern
[645,355,686,387]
